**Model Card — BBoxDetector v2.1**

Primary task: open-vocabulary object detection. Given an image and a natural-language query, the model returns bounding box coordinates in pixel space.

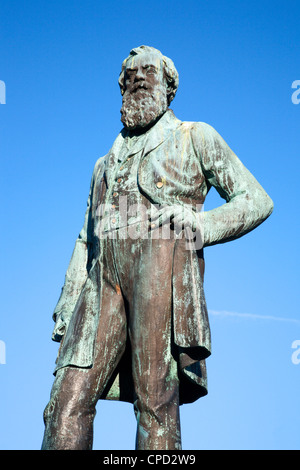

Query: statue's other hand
[52,314,67,342]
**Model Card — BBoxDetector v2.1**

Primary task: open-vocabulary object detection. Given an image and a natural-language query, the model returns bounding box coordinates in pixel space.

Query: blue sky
[0,0,299,450]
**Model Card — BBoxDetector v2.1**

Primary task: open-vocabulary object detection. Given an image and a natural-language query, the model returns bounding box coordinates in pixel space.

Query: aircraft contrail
[208,310,300,324]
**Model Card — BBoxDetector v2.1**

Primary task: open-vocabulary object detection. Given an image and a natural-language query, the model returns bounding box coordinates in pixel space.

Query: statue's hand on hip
[149,204,201,231]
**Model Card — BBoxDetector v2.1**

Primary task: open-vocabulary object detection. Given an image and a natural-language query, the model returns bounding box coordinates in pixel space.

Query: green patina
[42,46,273,451]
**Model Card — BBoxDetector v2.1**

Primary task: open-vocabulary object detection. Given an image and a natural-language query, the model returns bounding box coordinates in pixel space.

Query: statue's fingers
[149,206,170,220]
[158,208,175,226]
[172,212,185,227]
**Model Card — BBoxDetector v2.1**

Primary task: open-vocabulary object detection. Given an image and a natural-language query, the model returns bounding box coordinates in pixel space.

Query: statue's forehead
[126,52,162,70]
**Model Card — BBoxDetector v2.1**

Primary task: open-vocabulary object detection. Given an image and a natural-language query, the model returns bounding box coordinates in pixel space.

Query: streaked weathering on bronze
[42,45,273,450]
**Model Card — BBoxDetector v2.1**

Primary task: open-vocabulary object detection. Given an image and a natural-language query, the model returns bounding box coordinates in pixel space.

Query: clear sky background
[0,0,299,450]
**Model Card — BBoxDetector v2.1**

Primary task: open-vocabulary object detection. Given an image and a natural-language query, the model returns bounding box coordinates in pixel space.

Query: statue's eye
[126,69,136,78]
[146,67,157,75]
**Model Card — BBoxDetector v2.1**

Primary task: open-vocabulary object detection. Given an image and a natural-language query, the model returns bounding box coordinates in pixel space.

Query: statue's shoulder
[180,120,215,135]
[94,154,106,169]
[179,120,221,149]
[92,155,107,181]
[174,120,224,161]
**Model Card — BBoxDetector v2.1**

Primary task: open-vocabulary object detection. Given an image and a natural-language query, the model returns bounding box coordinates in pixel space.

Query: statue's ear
[166,82,172,94]
[118,68,126,96]
[163,77,171,104]
[166,85,175,105]
[163,71,176,105]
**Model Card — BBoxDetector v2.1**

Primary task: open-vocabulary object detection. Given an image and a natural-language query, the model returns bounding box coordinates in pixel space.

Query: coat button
[156,181,164,189]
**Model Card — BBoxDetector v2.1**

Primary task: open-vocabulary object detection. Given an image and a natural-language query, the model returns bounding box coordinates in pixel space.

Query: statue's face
[124,52,166,96]
[120,52,168,130]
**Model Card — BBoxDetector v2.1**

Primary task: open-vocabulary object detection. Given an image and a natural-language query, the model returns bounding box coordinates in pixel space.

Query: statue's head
[118,45,179,130]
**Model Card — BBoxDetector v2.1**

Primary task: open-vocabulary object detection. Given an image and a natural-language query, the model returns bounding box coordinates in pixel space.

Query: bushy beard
[120,85,168,130]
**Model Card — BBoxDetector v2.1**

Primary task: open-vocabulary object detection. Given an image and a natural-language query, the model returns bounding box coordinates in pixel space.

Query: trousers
[42,226,182,450]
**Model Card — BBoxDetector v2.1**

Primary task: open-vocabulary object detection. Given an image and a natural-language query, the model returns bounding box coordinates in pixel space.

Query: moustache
[130,83,150,93]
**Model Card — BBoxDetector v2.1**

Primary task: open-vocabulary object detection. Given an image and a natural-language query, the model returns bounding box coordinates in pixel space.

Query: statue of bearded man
[119,46,177,129]
[42,46,273,450]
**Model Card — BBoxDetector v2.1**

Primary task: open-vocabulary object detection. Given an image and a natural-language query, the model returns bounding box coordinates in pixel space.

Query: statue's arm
[51,157,104,342]
[191,123,274,247]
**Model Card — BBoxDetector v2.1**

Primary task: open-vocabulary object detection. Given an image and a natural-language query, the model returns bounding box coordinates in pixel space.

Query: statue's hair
[118,45,179,105]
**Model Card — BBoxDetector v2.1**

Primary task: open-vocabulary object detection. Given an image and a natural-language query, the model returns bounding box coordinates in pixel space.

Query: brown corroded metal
[42,45,273,450]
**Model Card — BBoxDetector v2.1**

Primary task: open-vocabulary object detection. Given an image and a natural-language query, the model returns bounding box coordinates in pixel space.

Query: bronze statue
[42,45,273,450]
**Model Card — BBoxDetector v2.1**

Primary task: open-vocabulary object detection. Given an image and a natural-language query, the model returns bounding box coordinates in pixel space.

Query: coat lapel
[141,109,181,159]
[103,130,124,182]
[104,110,181,183]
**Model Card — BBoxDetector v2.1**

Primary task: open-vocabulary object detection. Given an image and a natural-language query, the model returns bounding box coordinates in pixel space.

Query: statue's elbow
[258,193,274,223]
[265,194,274,218]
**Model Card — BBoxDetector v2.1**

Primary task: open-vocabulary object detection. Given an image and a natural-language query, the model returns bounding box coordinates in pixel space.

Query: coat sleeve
[52,157,105,337]
[191,122,274,247]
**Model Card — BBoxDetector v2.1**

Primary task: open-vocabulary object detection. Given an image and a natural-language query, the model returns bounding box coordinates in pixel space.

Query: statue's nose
[134,68,145,81]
